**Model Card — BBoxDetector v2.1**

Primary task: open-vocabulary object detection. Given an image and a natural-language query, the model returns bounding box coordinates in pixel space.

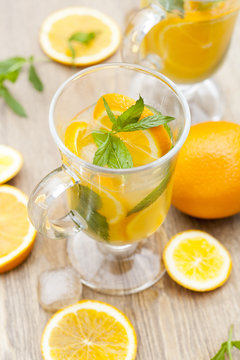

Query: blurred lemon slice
[0,145,23,184]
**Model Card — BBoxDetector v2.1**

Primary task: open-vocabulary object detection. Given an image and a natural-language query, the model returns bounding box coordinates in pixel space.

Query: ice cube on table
[38,267,82,312]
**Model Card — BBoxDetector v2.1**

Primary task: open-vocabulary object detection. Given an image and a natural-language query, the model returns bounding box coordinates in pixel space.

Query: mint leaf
[113,95,144,130]
[227,325,234,360]
[0,85,27,117]
[93,131,133,169]
[68,32,96,62]
[28,64,44,92]
[157,0,185,16]
[93,133,111,167]
[119,114,175,132]
[102,97,117,125]
[108,135,133,169]
[68,32,96,44]
[233,341,240,350]
[73,184,109,241]
[211,343,227,360]
[0,57,26,76]
[128,170,171,216]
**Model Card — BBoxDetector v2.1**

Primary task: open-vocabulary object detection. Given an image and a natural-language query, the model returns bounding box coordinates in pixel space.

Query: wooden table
[0,1,240,359]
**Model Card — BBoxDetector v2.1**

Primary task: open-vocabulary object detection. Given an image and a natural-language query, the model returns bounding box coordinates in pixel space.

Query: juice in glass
[141,0,239,84]
[64,95,173,245]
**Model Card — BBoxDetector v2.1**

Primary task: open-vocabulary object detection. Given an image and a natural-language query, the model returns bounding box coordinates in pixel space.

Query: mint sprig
[157,0,185,16]
[92,96,175,169]
[68,32,97,61]
[211,325,240,360]
[0,56,44,117]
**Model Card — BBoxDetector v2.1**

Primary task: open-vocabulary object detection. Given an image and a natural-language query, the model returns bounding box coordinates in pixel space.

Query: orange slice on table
[41,300,137,360]
[39,7,121,66]
[0,185,36,273]
[163,230,232,292]
[0,145,23,184]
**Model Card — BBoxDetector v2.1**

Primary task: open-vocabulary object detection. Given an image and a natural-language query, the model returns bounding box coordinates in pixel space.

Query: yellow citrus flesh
[39,7,121,66]
[0,145,23,184]
[163,230,232,291]
[41,300,137,360]
[0,185,36,273]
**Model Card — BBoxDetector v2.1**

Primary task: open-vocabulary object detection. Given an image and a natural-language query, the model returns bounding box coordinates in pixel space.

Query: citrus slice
[93,93,172,166]
[39,7,121,66]
[163,230,232,291]
[41,300,137,360]
[0,145,23,184]
[0,185,36,273]
[64,121,88,156]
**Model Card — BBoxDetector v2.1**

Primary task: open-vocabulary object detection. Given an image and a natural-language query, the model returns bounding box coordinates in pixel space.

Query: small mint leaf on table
[0,57,27,76]
[0,85,27,117]
[211,325,240,360]
[232,341,240,350]
[211,343,227,360]
[28,60,44,92]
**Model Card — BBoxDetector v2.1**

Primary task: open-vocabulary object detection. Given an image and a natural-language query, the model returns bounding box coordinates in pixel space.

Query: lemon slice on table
[0,145,23,184]
[0,185,36,273]
[39,7,121,66]
[163,230,232,291]
[41,300,137,360]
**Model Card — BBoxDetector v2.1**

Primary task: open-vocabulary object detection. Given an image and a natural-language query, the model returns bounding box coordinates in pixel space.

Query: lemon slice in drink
[163,230,232,291]
[41,300,137,360]
[39,7,121,66]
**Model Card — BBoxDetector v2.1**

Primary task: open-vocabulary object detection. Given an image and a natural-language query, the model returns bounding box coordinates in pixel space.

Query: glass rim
[49,62,191,175]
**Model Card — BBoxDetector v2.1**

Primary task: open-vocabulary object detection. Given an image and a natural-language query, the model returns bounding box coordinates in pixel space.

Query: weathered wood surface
[0,1,240,359]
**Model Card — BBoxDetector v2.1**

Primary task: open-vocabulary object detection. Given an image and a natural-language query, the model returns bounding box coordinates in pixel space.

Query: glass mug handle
[122,3,166,69]
[28,166,84,239]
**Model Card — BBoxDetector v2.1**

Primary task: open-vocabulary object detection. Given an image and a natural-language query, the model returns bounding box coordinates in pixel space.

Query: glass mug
[122,0,240,121]
[28,63,190,295]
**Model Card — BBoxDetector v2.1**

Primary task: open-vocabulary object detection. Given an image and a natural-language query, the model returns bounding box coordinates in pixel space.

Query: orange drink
[140,0,239,84]
[64,94,173,245]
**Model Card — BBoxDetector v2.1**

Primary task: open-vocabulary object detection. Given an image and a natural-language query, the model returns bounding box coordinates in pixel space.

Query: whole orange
[172,121,240,219]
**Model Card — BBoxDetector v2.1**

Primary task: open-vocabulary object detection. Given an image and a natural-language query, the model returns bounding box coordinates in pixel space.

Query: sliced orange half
[163,230,232,291]
[0,185,36,273]
[41,300,137,360]
[0,145,23,184]
[39,7,121,66]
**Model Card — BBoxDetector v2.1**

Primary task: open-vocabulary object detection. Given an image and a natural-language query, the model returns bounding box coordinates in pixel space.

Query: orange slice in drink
[41,300,137,360]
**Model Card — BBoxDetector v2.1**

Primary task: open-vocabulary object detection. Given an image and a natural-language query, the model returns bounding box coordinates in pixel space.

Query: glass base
[67,227,168,295]
[179,79,224,124]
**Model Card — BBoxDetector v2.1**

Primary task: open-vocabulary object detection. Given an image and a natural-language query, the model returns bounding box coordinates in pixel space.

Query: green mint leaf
[157,0,185,16]
[102,97,117,125]
[232,341,240,350]
[74,184,109,241]
[113,95,144,130]
[146,104,174,148]
[227,325,234,360]
[128,170,171,216]
[0,85,27,117]
[28,64,44,92]
[119,114,175,132]
[0,57,27,76]
[68,40,76,60]
[68,32,96,44]
[211,343,227,360]
[108,134,133,169]
[92,130,109,147]
[93,133,111,167]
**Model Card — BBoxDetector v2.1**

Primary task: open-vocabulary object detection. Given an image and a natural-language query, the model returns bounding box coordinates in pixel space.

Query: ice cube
[38,267,82,312]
